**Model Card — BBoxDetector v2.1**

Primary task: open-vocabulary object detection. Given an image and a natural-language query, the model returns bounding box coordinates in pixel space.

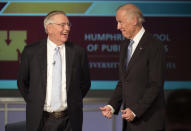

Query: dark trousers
[38,111,72,131]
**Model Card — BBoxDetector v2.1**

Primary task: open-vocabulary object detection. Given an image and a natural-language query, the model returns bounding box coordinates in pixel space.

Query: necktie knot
[129,40,134,46]
[55,46,60,52]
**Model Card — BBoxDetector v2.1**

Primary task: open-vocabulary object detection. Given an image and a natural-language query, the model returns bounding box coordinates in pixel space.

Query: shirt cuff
[132,111,136,117]
[107,105,115,114]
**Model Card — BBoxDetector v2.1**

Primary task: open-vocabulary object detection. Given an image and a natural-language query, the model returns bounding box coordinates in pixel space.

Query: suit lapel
[65,42,74,92]
[126,32,148,74]
[38,39,47,93]
[120,39,129,73]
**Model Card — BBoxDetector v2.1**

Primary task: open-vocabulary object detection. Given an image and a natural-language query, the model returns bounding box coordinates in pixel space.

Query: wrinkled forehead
[116,8,135,21]
[116,9,128,20]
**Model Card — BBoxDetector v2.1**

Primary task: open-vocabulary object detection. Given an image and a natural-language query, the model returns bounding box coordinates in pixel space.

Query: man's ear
[132,16,138,26]
[46,24,51,34]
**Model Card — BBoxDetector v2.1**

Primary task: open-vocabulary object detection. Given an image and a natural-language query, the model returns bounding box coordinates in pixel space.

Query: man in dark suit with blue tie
[18,11,91,131]
[100,4,166,131]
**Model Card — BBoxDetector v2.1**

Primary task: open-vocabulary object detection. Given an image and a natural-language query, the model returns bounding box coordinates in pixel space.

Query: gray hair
[44,11,66,33]
[117,4,145,24]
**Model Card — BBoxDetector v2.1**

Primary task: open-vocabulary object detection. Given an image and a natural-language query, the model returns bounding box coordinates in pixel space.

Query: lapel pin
[139,47,143,50]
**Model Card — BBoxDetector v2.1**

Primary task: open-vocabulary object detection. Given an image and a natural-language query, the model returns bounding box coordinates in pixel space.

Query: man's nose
[117,23,121,30]
[64,25,70,31]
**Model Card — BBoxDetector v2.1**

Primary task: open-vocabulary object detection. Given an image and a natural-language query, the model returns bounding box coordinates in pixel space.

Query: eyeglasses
[50,22,72,27]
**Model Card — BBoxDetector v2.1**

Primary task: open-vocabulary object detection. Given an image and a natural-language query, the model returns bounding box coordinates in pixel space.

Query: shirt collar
[47,38,64,49]
[132,27,145,45]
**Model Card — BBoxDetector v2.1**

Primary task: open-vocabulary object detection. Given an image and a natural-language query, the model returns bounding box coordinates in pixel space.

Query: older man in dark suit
[18,11,91,131]
[100,4,166,131]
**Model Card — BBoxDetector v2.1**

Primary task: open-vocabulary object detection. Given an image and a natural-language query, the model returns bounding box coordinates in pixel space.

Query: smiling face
[46,14,70,45]
[116,8,138,40]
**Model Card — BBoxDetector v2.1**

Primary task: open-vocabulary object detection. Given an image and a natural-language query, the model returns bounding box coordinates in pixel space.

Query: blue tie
[126,40,134,69]
[51,47,62,111]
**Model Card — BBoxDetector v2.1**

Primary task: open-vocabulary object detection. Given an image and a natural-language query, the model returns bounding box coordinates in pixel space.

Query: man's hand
[121,108,135,122]
[99,105,113,119]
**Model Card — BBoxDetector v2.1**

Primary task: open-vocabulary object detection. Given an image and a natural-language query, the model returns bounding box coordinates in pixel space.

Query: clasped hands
[99,105,135,122]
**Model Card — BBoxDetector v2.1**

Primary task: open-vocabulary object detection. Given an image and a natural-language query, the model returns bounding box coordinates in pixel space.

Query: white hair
[117,4,145,25]
[44,11,66,33]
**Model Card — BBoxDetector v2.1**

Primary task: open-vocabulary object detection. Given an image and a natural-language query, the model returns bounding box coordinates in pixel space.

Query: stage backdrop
[0,0,191,90]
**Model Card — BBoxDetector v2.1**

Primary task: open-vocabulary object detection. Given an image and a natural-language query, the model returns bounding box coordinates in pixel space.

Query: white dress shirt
[130,27,145,57]
[44,38,67,112]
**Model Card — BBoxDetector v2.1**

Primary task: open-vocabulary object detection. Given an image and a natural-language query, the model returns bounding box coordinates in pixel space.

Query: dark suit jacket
[17,39,91,131]
[109,31,166,131]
